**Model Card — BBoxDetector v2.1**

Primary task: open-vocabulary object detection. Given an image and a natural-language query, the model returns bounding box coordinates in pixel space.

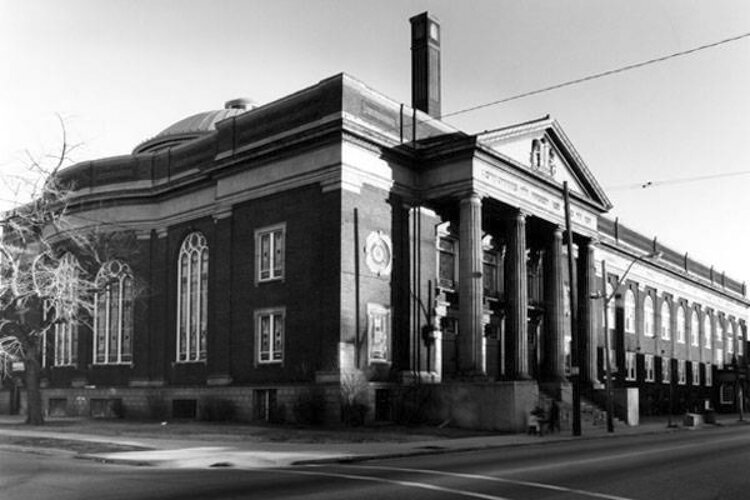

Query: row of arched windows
[616,287,743,364]
[44,228,286,368]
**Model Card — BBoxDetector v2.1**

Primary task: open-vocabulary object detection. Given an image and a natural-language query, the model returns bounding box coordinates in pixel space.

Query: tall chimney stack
[410,12,441,118]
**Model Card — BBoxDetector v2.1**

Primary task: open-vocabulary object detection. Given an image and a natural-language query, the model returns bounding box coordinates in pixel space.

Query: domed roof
[133,98,255,154]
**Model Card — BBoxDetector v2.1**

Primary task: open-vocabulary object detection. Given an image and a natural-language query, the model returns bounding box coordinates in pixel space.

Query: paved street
[2,423,749,499]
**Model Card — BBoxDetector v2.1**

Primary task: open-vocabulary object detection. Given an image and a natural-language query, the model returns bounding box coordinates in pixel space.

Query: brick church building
[2,13,748,431]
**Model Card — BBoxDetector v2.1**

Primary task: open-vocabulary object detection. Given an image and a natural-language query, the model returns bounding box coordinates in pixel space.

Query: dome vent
[133,98,256,154]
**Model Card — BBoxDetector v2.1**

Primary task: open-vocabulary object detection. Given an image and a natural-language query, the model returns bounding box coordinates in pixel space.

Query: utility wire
[606,169,750,191]
[440,30,750,121]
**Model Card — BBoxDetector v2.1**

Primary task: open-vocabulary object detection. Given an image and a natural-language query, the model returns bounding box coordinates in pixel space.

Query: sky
[1,0,749,283]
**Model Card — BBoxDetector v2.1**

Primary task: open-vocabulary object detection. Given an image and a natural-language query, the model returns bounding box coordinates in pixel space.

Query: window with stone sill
[676,305,686,344]
[624,289,636,334]
[625,352,636,381]
[704,313,712,349]
[643,295,655,338]
[660,300,672,341]
[605,283,615,330]
[645,354,655,382]
[176,231,208,363]
[690,309,700,347]
[727,322,735,355]
[437,236,458,290]
[94,260,134,365]
[482,249,500,296]
[256,308,285,364]
[692,361,700,385]
[255,224,285,283]
[662,357,671,384]
[45,253,81,368]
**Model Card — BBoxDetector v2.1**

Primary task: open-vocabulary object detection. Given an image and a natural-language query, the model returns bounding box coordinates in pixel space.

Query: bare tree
[0,120,109,425]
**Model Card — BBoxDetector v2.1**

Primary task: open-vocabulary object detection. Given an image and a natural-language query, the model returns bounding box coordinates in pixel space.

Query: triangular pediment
[478,117,612,212]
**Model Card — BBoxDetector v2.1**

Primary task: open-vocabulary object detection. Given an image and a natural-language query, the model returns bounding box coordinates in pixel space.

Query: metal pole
[563,182,581,436]
[602,260,615,433]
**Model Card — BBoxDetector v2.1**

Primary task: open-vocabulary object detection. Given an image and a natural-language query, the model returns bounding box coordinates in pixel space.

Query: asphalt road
[2,425,750,499]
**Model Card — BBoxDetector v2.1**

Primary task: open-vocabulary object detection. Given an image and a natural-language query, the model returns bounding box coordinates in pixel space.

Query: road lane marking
[341,465,634,500]
[271,468,513,500]
[482,433,750,476]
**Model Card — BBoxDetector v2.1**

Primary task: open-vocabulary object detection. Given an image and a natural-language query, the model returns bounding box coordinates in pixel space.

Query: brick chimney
[410,12,441,118]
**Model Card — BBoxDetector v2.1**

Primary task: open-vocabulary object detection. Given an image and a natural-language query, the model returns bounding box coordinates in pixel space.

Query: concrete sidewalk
[0,414,746,469]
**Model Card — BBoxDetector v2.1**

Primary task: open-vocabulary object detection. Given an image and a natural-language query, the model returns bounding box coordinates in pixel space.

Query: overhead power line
[606,169,750,191]
[441,30,750,120]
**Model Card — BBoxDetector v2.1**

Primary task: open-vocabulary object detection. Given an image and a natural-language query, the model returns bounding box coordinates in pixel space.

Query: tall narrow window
[643,295,655,337]
[625,352,636,381]
[660,300,671,341]
[255,224,285,282]
[437,236,457,289]
[677,360,686,385]
[50,253,80,367]
[255,308,285,364]
[176,232,208,362]
[704,313,712,349]
[94,260,134,364]
[662,357,671,384]
[624,289,636,334]
[705,363,713,386]
[645,354,655,382]
[690,309,699,346]
[605,283,615,329]
[692,361,700,385]
[483,250,499,296]
[676,305,686,344]
[727,322,735,357]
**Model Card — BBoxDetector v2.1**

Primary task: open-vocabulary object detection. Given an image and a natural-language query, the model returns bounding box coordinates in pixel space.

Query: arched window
[643,295,655,338]
[177,232,208,362]
[94,260,133,364]
[605,283,615,329]
[738,325,744,357]
[676,305,686,344]
[624,289,636,334]
[703,313,712,349]
[660,300,671,340]
[51,253,80,367]
[727,321,734,355]
[690,309,699,346]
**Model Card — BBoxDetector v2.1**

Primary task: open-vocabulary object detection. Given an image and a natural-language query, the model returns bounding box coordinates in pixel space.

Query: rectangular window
[482,250,499,295]
[678,360,686,385]
[692,361,700,386]
[645,354,655,382]
[661,357,670,384]
[255,224,285,283]
[367,303,391,364]
[625,352,636,381]
[438,237,457,289]
[721,384,734,405]
[705,363,712,386]
[255,308,285,364]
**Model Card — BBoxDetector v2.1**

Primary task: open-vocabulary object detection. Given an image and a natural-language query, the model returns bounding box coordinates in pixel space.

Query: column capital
[458,190,483,205]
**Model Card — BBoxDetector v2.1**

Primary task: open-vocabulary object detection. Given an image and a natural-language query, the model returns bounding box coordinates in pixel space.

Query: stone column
[544,226,566,380]
[506,210,529,379]
[578,238,599,386]
[458,192,485,374]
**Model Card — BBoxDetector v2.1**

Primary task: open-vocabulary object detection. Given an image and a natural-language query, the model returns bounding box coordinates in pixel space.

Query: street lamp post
[595,251,662,434]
